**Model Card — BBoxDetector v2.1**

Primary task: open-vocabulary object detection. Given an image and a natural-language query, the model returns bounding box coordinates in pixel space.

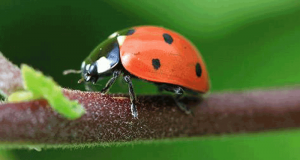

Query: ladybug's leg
[158,84,192,114]
[173,87,192,114]
[123,75,138,118]
[100,70,121,93]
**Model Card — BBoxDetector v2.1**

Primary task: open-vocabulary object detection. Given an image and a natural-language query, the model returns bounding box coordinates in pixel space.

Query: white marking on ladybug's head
[108,32,118,38]
[117,36,126,46]
[96,57,111,73]
[81,61,86,69]
[85,64,90,71]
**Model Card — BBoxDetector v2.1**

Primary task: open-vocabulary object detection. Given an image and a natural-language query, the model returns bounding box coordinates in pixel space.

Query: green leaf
[7,91,41,102]
[8,64,85,120]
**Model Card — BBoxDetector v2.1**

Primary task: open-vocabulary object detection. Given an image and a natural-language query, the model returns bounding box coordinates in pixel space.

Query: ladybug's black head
[81,61,98,84]
[81,57,115,84]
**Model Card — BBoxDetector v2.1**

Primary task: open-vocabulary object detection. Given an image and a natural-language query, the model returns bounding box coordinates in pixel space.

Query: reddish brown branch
[1,87,300,144]
[0,53,23,96]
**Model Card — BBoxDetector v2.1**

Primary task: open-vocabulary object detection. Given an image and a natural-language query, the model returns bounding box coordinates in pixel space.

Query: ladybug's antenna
[63,69,84,84]
[63,69,81,75]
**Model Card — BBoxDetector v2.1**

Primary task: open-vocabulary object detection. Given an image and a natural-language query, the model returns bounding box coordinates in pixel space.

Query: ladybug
[80,26,209,118]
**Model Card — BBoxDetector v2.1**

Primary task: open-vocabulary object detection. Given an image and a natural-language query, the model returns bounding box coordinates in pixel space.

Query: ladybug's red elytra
[80,26,210,118]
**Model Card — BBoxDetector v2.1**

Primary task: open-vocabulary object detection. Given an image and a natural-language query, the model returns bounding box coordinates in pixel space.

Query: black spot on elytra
[152,59,161,70]
[196,63,202,77]
[163,33,173,44]
[127,29,135,35]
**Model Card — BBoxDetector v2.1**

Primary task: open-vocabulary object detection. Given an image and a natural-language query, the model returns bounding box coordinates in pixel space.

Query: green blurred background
[1,0,300,159]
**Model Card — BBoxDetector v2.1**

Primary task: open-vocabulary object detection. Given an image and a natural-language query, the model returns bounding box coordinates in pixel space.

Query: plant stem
[0,53,23,97]
[1,87,300,144]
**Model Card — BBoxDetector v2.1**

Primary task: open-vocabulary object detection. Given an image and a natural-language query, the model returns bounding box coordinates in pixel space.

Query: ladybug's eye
[83,63,98,83]
[88,63,98,76]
